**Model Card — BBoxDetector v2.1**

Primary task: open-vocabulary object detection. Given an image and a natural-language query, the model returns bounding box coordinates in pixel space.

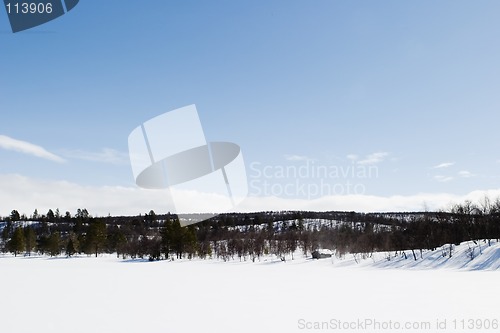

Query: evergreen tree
[24,227,36,256]
[85,221,107,257]
[46,209,55,222]
[160,219,172,259]
[171,218,184,259]
[108,227,127,258]
[1,221,12,252]
[9,227,25,256]
[47,232,61,257]
[66,238,76,257]
[183,225,198,259]
[64,211,72,222]
[10,210,20,222]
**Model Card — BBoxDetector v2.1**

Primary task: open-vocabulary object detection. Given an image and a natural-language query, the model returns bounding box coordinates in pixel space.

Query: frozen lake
[2,251,499,333]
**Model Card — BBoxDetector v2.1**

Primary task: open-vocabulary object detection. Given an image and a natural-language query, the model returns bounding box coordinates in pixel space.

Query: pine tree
[183,225,198,259]
[48,232,61,257]
[85,221,107,257]
[160,218,173,259]
[24,227,36,256]
[9,227,25,256]
[66,232,80,256]
[111,229,127,259]
[1,221,12,252]
[10,210,20,222]
[66,238,76,257]
[46,209,55,222]
[171,218,184,259]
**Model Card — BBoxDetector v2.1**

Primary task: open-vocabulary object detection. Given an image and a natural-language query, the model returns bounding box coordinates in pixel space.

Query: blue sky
[1,0,500,216]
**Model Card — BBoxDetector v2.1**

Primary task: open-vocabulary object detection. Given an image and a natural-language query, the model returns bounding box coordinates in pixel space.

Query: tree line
[1,198,500,261]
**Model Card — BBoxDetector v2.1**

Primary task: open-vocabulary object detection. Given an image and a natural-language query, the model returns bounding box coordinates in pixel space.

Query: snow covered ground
[333,239,500,271]
[2,242,499,333]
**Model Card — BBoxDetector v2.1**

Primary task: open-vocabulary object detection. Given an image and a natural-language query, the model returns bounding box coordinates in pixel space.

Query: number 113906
[5,2,53,14]
[452,318,498,330]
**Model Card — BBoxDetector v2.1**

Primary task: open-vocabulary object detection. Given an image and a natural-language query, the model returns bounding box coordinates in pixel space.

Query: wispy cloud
[432,162,455,169]
[346,154,358,161]
[434,175,454,182]
[0,135,65,163]
[284,154,310,162]
[458,170,475,178]
[357,152,389,165]
[62,148,129,165]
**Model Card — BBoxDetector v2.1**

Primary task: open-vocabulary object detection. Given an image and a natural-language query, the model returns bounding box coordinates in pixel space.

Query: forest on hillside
[1,198,500,261]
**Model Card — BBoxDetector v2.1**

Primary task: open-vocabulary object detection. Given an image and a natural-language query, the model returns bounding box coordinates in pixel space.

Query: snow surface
[2,242,499,333]
[333,240,500,271]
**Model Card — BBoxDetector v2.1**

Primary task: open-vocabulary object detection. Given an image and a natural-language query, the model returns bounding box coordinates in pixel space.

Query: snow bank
[331,239,500,271]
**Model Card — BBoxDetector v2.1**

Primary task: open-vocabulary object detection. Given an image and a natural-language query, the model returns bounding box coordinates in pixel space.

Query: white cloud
[240,189,500,213]
[346,154,358,161]
[284,154,310,162]
[357,152,389,165]
[458,170,475,178]
[62,148,129,165]
[434,175,454,182]
[0,174,249,217]
[0,174,169,217]
[432,162,455,169]
[0,135,65,163]
[3,174,500,217]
